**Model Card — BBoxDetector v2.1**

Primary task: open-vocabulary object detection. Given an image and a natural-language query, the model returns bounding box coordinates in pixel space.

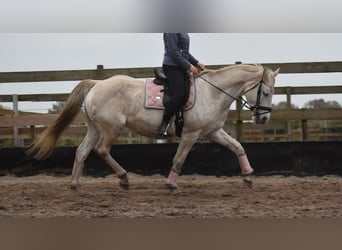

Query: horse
[27,64,280,190]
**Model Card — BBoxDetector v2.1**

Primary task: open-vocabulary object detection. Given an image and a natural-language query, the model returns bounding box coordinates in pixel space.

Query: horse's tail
[27,79,97,160]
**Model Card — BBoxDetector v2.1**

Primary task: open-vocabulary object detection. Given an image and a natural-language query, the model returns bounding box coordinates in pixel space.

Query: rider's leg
[157,65,187,135]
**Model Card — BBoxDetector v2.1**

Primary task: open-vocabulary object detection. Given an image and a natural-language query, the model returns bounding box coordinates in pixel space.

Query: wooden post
[96,65,105,80]
[30,125,35,144]
[286,87,292,141]
[301,120,308,141]
[12,94,19,147]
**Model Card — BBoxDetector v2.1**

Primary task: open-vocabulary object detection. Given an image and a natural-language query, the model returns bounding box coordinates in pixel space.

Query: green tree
[303,99,341,109]
[272,101,299,109]
[48,101,65,114]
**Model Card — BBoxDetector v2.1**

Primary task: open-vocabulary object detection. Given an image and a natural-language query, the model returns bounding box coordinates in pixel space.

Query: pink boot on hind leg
[166,169,179,190]
[239,154,254,176]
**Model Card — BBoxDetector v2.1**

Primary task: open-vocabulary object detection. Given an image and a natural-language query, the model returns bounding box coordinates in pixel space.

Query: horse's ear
[273,68,280,77]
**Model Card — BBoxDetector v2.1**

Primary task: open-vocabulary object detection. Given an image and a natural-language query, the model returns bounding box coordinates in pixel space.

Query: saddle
[153,68,168,86]
[153,68,172,108]
[144,68,196,137]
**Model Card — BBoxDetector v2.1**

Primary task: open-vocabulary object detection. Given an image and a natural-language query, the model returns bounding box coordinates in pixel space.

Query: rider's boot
[157,112,171,136]
[157,120,170,136]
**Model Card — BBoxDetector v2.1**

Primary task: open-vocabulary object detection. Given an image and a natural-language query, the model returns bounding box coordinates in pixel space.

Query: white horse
[28,64,279,190]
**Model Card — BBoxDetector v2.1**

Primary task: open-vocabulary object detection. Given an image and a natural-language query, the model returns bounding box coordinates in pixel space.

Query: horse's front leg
[166,133,199,190]
[207,129,254,176]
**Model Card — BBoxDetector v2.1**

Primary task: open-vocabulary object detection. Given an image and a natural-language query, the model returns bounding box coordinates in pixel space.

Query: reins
[197,68,272,115]
[197,74,250,109]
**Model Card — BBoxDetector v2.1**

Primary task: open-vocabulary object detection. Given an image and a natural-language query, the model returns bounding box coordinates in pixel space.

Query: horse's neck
[206,66,262,98]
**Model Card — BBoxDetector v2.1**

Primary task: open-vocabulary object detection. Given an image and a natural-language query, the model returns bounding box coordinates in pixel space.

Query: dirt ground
[0,174,341,218]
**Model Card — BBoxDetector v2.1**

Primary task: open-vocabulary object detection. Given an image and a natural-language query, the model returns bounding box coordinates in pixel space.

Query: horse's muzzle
[252,110,271,124]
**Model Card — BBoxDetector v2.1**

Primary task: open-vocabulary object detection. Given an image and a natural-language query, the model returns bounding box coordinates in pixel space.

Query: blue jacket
[162,33,199,70]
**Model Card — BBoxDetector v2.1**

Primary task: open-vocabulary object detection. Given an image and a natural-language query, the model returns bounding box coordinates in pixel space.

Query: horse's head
[244,67,280,124]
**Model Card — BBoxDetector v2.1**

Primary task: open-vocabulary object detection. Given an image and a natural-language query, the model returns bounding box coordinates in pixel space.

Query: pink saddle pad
[144,78,195,110]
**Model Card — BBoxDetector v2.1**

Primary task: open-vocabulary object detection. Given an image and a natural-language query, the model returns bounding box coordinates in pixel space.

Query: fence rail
[1,61,342,83]
[1,61,342,146]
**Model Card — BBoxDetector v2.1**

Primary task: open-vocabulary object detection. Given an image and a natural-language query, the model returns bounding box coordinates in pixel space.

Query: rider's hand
[189,65,199,75]
[197,62,205,71]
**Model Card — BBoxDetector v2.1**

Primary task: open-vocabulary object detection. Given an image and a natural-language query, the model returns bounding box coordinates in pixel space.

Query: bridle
[245,70,273,116]
[197,68,272,116]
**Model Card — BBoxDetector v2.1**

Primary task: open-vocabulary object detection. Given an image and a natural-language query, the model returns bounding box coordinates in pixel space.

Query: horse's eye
[263,91,269,97]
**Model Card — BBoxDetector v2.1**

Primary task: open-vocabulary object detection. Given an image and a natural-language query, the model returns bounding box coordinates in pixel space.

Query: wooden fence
[1,62,342,146]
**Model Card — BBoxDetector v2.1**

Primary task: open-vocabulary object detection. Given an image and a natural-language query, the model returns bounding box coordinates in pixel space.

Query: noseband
[198,68,272,115]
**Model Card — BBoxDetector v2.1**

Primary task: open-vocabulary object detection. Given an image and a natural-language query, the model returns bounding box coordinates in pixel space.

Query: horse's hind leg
[70,123,99,190]
[95,134,129,190]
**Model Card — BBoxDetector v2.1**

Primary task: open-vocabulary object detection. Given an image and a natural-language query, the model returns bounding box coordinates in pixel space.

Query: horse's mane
[197,64,263,78]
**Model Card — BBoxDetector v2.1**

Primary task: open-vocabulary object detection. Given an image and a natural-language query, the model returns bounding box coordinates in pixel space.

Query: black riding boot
[157,112,171,136]
[157,120,170,136]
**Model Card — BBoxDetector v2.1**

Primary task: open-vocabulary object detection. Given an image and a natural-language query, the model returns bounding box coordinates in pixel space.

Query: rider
[157,33,205,135]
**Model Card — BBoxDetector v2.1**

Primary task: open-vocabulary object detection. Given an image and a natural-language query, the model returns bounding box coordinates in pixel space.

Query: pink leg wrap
[166,169,179,187]
[239,154,254,175]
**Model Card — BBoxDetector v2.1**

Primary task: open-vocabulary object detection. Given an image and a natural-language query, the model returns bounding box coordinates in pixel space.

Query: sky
[0,1,342,113]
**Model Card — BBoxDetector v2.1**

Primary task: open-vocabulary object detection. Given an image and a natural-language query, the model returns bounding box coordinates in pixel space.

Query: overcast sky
[0,1,342,112]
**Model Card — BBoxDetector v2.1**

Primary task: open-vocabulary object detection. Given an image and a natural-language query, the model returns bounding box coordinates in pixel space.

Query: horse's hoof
[243,177,253,189]
[118,174,129,190]
[70,184,79,191]
[166,182,177,190]
[166,183,181,195]
[166,183,177,190]
[119,180,130,190]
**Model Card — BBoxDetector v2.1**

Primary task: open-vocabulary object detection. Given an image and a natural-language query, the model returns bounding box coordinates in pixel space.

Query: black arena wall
[0,141,341,177]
